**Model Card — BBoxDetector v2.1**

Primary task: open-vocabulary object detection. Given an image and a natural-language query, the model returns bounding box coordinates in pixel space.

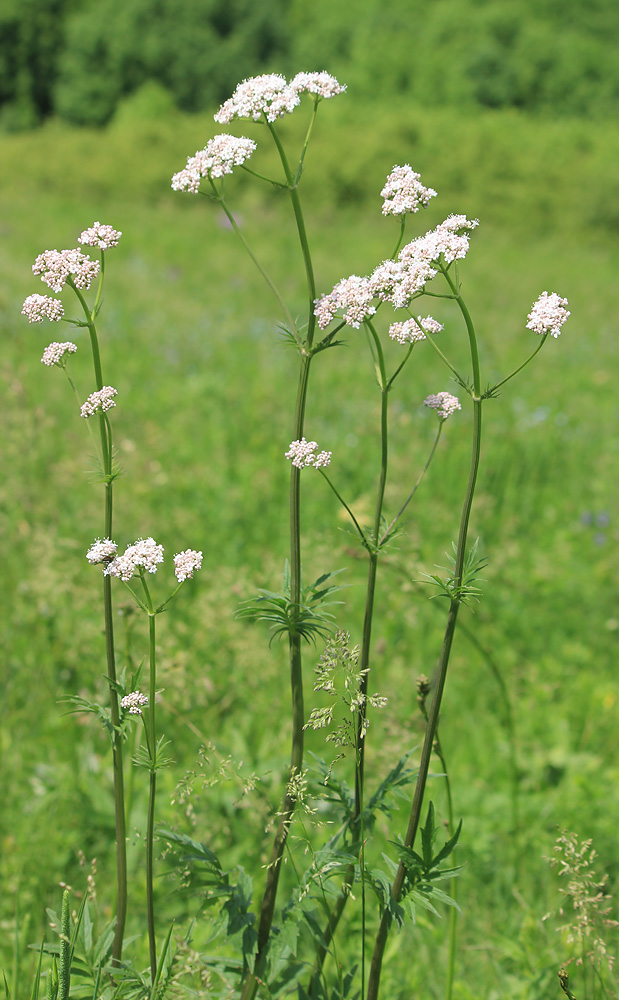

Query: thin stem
[210,182,301,346]
[390,217,407,260]
[379,422,443,545]
[294,100,319,184]
[415,324,468,389]
[70,278,127,964]
[366,286,483,1000]
[308,323,389,995]
[386,343,414,389]
[241,119,320,996]
[319,471,369,546]
[146,610,158,982]
[489,335,548,394]
[267,120,317,348]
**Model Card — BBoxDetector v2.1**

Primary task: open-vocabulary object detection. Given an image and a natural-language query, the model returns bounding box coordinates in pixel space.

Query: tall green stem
[70,278,127,963]
[366,280,483,1000]
[308,323,390,995]
[241,121,318,1000]
[146,611,157,981]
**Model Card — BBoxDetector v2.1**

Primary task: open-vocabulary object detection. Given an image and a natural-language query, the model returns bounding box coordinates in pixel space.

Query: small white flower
[314,274,376,329]
[86,538,118,564]
[105,536,164,580]
[389,315,443,344]
[424,391,462,420]
[78,222,122,250]
[32,248,100,293]
[289,72,346,99]
[22,293,64,324]
[380,164,437,216]
[171,134,257,193]
[41,341,77,366]
[526,291,570,338]
[80,386,118,418]
[121,691,148,715]
[285,438,332,469]
[173,548,203,582]
[214,74,300,124]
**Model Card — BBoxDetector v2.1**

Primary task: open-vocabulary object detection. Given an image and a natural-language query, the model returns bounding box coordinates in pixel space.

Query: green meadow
[2,96,618,997]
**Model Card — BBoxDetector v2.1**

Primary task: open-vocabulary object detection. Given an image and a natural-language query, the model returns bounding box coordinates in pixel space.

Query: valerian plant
[18,70,570,1000]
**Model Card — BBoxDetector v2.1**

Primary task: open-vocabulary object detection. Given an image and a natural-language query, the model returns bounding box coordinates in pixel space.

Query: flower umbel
[214,74,300,124]
[285,438,332,469]
[171,135,257,193]
[389,315,443,344]
[86,538,118,564]
[121,691,149,715]
[22,293,64,324]
[424,391,461,420]
[289,72,346,99]
[104,537,164,581]
[173,549,203,582]
[80,386,118,418]
[380,164,437,216]
[41,341,77,367]
[526,291,570,338]
[78,222,122,250]
[32,248,100,292]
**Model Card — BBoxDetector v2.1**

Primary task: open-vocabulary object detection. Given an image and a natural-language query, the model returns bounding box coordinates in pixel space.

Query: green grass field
[1,99,618,998]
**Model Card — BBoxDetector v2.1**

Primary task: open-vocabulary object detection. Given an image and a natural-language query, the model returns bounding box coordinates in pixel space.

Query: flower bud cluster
[526,291,570,338]
[41,341,77,366]
[289,72,346,99]
[214,72,344,124]
[22,293,64,324]
[78,222,122,250]
[80,386,118,418]
[424,391,462,420]
[173,549,203,582]
[315,215,479,329]
[381,164,437,216]
[120,691,148,715]
[86,538,118,564]
[33,248,100,293]
[104,537,164,581]
[172,135,257,193]
[285,438,332,469]
[389,315,443,344]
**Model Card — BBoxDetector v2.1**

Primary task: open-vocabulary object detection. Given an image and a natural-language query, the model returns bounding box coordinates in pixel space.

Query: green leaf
[421,801,436,869]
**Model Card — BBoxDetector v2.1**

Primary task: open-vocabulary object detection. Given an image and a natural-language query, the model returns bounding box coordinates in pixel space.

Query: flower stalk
[70,273,127,965]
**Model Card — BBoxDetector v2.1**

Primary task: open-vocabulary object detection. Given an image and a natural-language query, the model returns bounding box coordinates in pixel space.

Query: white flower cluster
[120,691,149,715]
[285,437,332,469]
[80,386,118,418]
[41,341,77,366]
[172,134,257,193]
[314,274,376,330]
[104,537,164,581]
[173,548,203,582]
[32,248,100,293]
[215,74,300,123]
[424,391,462,420]
[214,71,345,124]
[315,216,479,329]
[389,315,443,344]
[289,71,346,99]
[381,164,437,216]
[86,538,118,564]
[526,291,570,338]
[78,221,122,250]
[22,293,64,324]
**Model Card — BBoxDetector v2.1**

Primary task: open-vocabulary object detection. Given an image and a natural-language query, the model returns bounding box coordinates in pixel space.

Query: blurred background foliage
[2,0,619,130]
